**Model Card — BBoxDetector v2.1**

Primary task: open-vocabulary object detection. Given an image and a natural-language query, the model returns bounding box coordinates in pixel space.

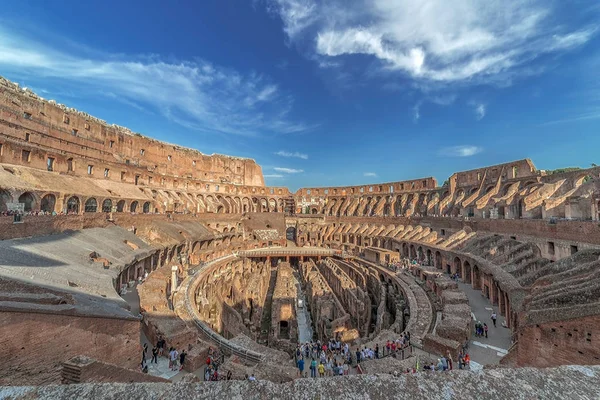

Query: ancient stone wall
[0,77,265,186]
[270,262,298,345]
[0,311,140,386]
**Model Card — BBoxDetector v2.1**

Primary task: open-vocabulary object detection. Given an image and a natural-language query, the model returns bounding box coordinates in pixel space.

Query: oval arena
[0,77,600,395]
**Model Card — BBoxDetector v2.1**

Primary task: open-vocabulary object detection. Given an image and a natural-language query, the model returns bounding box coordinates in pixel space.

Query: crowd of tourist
[294,332,416,378]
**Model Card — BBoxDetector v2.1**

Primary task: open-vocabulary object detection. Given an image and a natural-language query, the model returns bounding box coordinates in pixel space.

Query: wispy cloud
[266,0,598,86]
[438,145,483,157]
[412,103,421,123]
[0,24,309,137]
[264,174,285,178]
[363,172,377,177]
[275,150,308,159]
[474,103,486,120]
[274,167,304,173]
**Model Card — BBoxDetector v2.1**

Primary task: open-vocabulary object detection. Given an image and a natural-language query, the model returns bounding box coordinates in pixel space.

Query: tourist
[157,337,165,356]
[310,358,317,378]
[248,374,256,381]
[206,369,212,381]
[446,350,453,370]
[326,357,333,376]
[151,345,158,364]
[491,312,497,327]
[141,343,148,367]
[375,344,380,359]
[355,348,361,364]
[318,361,325,377]
[297,356,305,377]
[179,349,187,371]
[484,323,489,338]
[436,358,444,371]
[440,355,448,371]
[464,353,471,368]
[343,362,349,375]
[169,348,179,371]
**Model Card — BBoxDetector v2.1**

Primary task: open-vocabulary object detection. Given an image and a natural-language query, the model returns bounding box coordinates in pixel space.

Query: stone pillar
[171,265,178,293]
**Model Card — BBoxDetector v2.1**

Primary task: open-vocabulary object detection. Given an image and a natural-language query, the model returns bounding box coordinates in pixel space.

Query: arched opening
[286,227,296,241]
[41,194,56,213]
[130,201,138,213]
[216,205,224,213]
[463,261,472,284]
[18,192,36,212]
[84,198,98,213]
[66,196,80,214]
[102,199,113,213]
[116,200,126,212]
[143,201,151,213]
[435,251,442,269]
[453,257,461,278]
[311,208,318,214]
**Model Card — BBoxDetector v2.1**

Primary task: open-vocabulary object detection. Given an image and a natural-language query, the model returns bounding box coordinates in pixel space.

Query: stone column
[171,265,178,293]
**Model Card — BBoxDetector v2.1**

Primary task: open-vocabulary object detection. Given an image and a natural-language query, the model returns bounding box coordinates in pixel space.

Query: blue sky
[1,0,599,190]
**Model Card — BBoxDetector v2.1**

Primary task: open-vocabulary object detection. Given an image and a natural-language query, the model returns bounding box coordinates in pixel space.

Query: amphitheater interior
[1,77,600,399]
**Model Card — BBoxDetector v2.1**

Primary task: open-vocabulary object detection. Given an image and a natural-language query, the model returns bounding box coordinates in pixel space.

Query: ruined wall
[515,316,600,367]
[0,311,140,386]
[270,262,298,345]
[0,77,264,186]
[317,258,370,336]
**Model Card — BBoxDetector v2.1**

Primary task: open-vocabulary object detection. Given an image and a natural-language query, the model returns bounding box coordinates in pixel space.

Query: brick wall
[0,311,141,385]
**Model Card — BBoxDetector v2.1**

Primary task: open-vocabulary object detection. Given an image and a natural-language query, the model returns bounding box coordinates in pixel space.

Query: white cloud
[412,103,421,122]
[474,103,486,120]
[267,0,598,85]
[0,25,309,137]
[266,0,318,39]
[274,167,304,173]
[264,174,285,178]
[439,145,483,157]
[363,172,377,177]
[275,150,308,159]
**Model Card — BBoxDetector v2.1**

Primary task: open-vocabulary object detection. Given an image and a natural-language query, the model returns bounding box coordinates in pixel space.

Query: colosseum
[1,76,600,399]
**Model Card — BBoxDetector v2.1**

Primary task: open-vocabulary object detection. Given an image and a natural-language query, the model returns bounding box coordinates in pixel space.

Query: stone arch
[130,201,139,213]
[485,185,495,193]
[143,201,151,213]
[41,194,56,213]
[454,257,461,278]
[84,197,98,213]
[402,243,408,258]
[102,199,113,213]
[463,260,472,284]
[18,192,37,212]
[286,227,296,241]
[66,196,80,214]
[116,200,126,212]
[268,198,277,212]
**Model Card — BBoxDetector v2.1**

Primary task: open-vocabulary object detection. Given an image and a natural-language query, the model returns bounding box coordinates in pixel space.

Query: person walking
[491,312,497,327]
[151,345,158,364]
[179,349,187,371]
[141,343,148,367]
[484,323,489,338]
[297,357,305,377]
